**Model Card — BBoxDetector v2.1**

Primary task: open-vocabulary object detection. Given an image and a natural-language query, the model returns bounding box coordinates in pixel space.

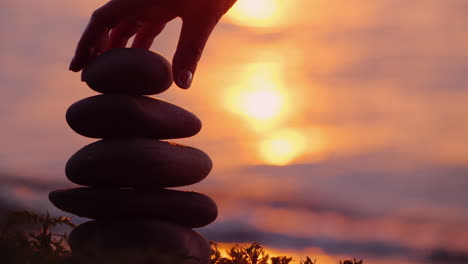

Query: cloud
[192,153,468,254]
[0,171,89,227]
[0,172,70,192]
[237,154,468,214]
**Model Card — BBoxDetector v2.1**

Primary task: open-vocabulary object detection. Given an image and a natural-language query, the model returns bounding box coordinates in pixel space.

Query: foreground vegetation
[0,210,363,264]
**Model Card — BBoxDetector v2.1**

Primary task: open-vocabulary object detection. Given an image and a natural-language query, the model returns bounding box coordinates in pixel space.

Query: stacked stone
[49,48,216,264]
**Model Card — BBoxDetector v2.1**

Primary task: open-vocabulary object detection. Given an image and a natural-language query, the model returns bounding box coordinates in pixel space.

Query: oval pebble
[49,188,217,228]
[82,48,173,95]
[66,95,201,139]
[66,138,212,188]
[69,220,211,264]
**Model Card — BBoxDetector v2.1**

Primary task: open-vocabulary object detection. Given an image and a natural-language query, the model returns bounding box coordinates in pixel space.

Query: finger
[69,0,136,72]
[223,0,238,14]
[107,18,143,50]
[132,6,176,49]
[172,16,218,89]
[132,22,168,49]
[96,27,111,56]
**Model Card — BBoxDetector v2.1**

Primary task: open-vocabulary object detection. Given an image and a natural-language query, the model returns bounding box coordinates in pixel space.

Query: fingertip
[175,69,193,89]
[69,66,79,73]
[69,58,81,72]
[69,54,90,73]
[70,47,92,71]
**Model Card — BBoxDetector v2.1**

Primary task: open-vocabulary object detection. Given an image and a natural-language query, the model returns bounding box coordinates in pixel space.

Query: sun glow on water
[260,129,307,166]
[224,61,319,165]
[223,59,327,166]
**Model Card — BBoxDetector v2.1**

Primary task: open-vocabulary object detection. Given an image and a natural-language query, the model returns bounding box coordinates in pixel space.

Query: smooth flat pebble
[69,220,211,264]
[82,48,173,95]
[66,95,201,139]
[66,138,212,188]
[49,188,217,228]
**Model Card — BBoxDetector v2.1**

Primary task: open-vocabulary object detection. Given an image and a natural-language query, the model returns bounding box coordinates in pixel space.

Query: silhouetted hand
[69,0,237,89]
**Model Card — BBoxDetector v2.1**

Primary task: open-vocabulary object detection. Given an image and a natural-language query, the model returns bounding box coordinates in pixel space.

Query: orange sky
[1,0,468,263]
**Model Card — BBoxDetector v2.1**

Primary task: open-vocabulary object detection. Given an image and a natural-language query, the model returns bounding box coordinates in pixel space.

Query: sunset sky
[1,0,468,263]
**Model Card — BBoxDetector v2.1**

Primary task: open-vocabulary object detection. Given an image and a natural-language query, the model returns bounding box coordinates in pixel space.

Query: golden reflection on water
[260,127,328,166]
[223,60,327,165]
[260,129,307,166]
[218,0,333,165]
[215,242,339,264]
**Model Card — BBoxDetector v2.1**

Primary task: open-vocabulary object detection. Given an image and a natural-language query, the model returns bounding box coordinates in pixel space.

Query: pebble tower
[49,48,216,264]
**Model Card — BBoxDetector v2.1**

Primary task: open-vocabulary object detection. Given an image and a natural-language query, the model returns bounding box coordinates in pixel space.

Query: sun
[227,0,285,28]
[224,62,287,127]
[240,90,283,120]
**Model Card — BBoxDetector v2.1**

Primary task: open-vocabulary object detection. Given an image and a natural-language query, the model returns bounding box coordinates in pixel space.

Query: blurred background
[1,0,468,263]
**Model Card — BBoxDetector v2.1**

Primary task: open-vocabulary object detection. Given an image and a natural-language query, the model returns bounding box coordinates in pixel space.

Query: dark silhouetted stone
[82,48,173,95]
[49,188,217,227]
[66,138,212,188]
[69,220,211,264]
[66,95,201,139]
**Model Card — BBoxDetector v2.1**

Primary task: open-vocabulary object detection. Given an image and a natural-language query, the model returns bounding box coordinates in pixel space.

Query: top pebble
[82,48,173,95]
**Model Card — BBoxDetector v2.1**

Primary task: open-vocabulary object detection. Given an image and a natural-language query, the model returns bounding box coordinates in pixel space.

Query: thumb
[172,16,218,89]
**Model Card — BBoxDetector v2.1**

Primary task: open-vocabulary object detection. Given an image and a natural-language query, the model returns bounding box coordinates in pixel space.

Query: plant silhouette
[300,257,317,264]
[0,210,75,264]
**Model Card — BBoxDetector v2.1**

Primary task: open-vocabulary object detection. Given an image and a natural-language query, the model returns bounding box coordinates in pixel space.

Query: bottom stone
[69,220,211,264]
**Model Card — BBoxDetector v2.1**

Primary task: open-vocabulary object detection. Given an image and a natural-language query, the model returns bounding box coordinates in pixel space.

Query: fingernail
[177,70,193,89]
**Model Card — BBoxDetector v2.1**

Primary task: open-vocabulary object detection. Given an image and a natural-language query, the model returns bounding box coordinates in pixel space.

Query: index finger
[172,15,218,89]
[69,0,136,72]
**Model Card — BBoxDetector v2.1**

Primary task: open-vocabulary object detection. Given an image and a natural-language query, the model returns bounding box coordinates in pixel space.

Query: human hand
[69,0,237,89]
